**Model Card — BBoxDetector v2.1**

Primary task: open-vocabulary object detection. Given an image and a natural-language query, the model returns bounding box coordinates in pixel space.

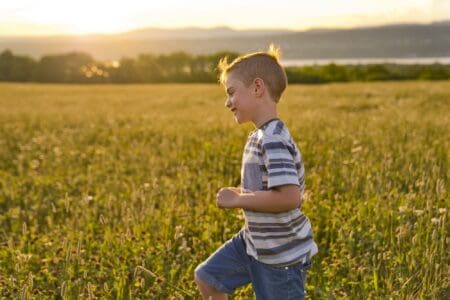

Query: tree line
[1,49,449,84]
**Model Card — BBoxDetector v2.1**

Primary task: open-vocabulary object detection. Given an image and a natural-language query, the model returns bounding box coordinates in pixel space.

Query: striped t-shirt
[241,118,318,267]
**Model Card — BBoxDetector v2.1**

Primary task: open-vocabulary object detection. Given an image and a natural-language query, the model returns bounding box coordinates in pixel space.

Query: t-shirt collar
[258,117,280,130]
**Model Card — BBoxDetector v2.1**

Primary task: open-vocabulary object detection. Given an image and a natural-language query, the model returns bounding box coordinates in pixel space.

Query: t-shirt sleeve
[261,135,300,189]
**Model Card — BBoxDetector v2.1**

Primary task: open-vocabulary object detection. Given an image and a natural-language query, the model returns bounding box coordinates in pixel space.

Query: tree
[110,58,141,83]
[0,50,36,81]
[34,52,93,82]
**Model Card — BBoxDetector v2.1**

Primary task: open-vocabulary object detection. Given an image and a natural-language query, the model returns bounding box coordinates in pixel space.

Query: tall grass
[0,82,448,298]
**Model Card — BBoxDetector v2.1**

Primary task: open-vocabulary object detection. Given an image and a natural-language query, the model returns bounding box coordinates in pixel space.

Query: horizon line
[1,18,449,38]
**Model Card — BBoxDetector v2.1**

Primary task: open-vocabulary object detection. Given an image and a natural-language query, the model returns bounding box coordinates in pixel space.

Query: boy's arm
[217,184,301,213]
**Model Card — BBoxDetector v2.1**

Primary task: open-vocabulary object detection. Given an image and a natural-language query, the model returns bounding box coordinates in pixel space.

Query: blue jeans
[195,229,312,299]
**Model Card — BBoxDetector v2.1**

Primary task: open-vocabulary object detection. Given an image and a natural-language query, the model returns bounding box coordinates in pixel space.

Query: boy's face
[224,72,257,124]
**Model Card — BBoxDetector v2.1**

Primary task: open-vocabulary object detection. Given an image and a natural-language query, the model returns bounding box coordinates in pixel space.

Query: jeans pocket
[300,259,312,271]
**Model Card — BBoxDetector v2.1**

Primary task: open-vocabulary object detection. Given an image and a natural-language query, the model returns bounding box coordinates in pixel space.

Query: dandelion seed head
[431,218,440,225]
[413,209,424,216]
[398,206,408,213]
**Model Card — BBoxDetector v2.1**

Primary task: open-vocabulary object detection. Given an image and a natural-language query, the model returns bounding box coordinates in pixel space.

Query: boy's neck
[253,109,278,129]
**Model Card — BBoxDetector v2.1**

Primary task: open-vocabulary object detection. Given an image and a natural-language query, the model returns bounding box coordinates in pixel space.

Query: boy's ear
[253,77,265,97]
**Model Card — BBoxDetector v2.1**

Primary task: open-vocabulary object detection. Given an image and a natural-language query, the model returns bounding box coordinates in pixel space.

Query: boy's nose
[225,98,231,108]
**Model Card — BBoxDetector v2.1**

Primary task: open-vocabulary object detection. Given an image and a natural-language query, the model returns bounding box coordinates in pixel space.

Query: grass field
[0,81,448,299]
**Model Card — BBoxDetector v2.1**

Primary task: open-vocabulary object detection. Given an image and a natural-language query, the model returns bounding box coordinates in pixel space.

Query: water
[281,57,450,66]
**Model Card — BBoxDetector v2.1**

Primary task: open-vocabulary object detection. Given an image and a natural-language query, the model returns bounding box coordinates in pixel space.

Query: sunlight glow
[9,2,139,35]
[1,0,448,36]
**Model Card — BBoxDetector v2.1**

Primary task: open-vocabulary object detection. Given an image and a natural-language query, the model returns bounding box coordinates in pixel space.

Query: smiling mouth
[231,108,237,113]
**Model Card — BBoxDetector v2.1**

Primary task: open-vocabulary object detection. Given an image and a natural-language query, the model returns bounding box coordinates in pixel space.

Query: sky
[1,0,450,36]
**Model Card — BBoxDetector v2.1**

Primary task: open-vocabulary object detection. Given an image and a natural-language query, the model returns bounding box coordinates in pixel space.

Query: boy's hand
[216,187,240,209]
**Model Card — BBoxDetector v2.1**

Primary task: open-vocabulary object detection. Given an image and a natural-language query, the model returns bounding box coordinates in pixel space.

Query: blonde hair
[218,44,287,102]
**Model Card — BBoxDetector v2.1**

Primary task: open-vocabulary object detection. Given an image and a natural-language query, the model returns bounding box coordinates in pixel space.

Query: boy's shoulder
[254,118,292,144]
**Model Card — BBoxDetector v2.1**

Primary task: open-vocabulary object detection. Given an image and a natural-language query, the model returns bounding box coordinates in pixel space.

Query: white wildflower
[398,206,408,213]
[431,218,440,225]
[413,209,424,216]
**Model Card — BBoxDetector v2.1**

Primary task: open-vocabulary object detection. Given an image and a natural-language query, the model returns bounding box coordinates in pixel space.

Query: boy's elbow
[288,194,302,210]
[275,185,302,210]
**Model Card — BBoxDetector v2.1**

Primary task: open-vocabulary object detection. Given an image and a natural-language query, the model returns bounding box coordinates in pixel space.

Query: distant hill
[117,26,293,39]
[1,21,449,60]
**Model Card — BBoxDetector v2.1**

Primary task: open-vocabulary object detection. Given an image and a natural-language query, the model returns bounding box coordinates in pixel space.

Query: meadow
[0,81,448,299]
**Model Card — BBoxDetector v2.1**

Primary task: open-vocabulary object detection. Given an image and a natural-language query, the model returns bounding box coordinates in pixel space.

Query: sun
[59,6,135,35]
[16,2,137,35]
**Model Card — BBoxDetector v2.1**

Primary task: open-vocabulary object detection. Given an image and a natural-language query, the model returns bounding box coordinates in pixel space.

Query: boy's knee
[194,272,201,284]
[194,273,211,290]
[194,272,222,294]
[194,271,206,287]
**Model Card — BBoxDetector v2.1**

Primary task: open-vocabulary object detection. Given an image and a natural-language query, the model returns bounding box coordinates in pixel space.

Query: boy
[194,46,318,300]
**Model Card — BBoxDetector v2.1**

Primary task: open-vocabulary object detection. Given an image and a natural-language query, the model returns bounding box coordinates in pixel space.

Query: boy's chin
[233,114,250,124]
[234,117,246,124]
